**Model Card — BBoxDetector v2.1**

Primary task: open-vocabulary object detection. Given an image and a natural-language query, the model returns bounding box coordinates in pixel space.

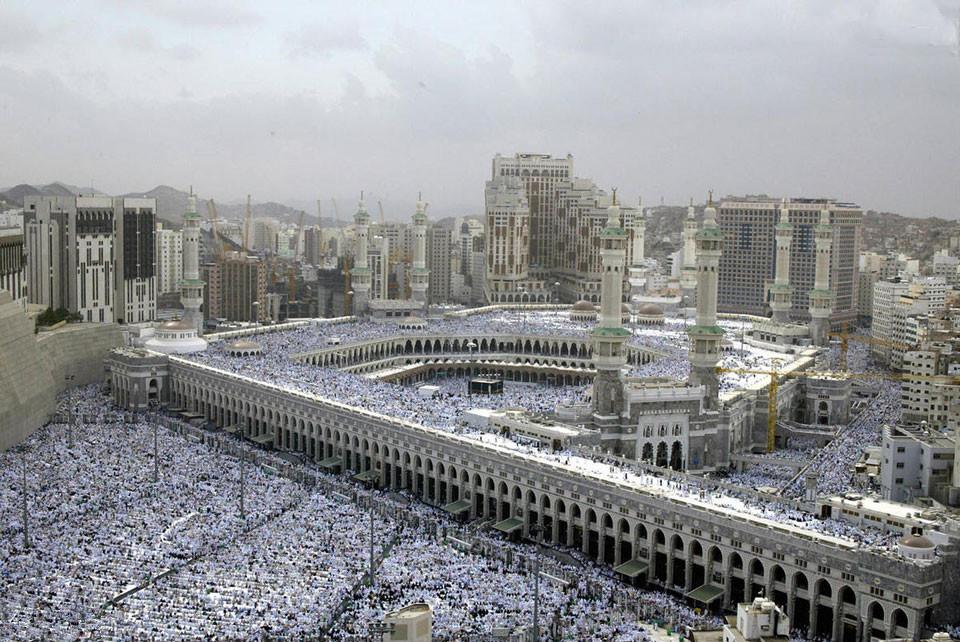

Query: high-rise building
[303,226,325,266]
[858,252,898,325]
[491,152,573,272]
[716,197,862,329]
[933,250,960,286]
[0,229,25,305]
[368,235,390,300]
[155,222,183,295]
[24,195,156,324]
[482,153,639,305]
[484,176,545,302]
[202,252,267,323]
[253,220,278,254]
[553,179,638,303]
[426,226,451,305]
[468,234,486,304]
[872,277,949,368]
[901,339,960,428]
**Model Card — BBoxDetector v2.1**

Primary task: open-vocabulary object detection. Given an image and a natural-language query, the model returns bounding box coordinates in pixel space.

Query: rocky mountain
[0,182,106,207]
[861,210,960,262]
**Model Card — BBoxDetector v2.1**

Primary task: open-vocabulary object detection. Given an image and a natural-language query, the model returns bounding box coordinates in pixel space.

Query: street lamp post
[467,341,477,395]
[239,433,247,519]
[149,399,160,482]
[529,525,542,642]
[369,493,375,586]
[64,375,75,447]
[20,447,29,549]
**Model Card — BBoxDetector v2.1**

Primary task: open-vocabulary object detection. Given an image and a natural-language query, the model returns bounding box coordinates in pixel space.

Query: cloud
[287,20,368,58]
[1,1,958,219]
[115,27,199,60]
[0,7,40,52]
[108,0,261,28]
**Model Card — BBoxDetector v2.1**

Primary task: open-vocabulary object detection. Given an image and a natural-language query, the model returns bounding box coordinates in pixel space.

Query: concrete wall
[0,294,122,450]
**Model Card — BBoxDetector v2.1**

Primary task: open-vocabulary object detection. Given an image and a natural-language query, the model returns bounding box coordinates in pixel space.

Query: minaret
[681,198,698,309]
[630,196,646,265]
[591,190,631,418]
[808,205,834,345]
[770,199,794,324]
[350,193,372,314]
[180,188,205,333]
[688,192,724,409]
[410,193,430,306]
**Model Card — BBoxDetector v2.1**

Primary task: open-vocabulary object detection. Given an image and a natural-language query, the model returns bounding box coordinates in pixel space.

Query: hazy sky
[1,0,958,218]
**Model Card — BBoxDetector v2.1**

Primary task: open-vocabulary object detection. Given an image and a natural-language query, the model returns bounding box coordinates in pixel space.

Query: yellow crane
[295,209,306,262]
[829,325,911,371]
[716,365,960,453]
[243,194,253,254]
[205,198,225,260]
[316,200,324,259]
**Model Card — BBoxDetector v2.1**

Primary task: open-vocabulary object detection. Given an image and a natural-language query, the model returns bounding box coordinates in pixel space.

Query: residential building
[253,220,278,254]
[901,340,960,429]
[368,235,390,300]
[303,226,325,266]
[933,250,960,286]
[426,226,453,304]
[23,195,156,324]
[202,252,267,322]
[880,423,955,504]
[873,277,948,368]
[858,252,899,325]
[155,222,183,294]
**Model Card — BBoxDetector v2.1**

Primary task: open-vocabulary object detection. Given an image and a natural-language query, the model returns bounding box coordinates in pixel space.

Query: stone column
[831,597,843,642]
[723,559,733,609]
[666,547,675,587]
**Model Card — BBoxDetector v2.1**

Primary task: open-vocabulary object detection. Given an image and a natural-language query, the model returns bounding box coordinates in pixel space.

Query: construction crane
[716,365,960,453]
[287,265,297,303]
[243,194,253,254]
[830,324,911,371]
[316,200,324,259]
[331,197,345,254]
[205,198,225,260]
[295,210,306,262]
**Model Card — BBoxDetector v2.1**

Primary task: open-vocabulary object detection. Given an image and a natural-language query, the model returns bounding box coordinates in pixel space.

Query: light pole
[367,480,377,587]
[149,399,160,482]
[239,432,247,519]
[20,447,29,549]
[529,524,542,642]
[553,281,560,315]
[467,341,477,395]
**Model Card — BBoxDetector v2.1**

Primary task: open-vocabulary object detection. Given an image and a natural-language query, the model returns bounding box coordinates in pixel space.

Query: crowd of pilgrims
[1,387,735,640]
